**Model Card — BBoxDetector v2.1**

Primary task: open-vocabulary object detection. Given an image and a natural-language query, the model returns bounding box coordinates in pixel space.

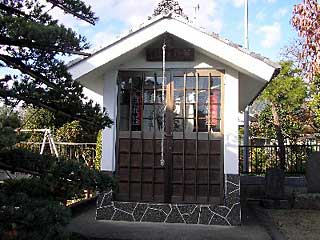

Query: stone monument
[293,153,320,210]
[265,167,285,200]
[306,152,320,193]
[261,167,289,209]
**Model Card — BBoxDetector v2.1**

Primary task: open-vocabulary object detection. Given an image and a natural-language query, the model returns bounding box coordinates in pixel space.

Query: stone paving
[67,201,271,240]
[96,174,241,226]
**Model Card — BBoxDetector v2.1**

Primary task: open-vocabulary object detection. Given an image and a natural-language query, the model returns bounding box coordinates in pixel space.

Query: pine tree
[0,1,113,239]
[0,0,112,130]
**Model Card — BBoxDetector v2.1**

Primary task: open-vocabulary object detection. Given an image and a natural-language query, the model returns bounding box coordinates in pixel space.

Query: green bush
[0,148,114,240]
[56,121,83,143]
[95,129,102,170]
[23,107,55,142]
[0,191,71,240]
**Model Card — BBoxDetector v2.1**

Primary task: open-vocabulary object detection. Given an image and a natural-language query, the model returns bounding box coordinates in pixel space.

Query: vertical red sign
[208,89,219,127]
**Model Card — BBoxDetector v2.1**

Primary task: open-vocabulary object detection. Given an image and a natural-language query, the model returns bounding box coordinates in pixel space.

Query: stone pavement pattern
[96,175,241,226]
[67,203,271,240]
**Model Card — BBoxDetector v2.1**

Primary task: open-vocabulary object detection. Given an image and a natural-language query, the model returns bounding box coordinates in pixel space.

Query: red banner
[208,89,219,126]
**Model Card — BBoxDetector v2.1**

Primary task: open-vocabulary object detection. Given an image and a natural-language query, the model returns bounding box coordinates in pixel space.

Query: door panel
[117,71,167,202]
[169,70,223,204]
[116,70,223,204]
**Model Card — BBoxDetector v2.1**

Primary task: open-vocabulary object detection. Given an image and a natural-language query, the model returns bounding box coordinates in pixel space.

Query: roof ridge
[167,15,280,69]
[67,13,280,69]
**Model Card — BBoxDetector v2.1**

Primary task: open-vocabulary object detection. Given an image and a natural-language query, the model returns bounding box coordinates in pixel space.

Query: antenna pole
[193,4,200,21]
[243,0,250,173]
[244,0,249,49]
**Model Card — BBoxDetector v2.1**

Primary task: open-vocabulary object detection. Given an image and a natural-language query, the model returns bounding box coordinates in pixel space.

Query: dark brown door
[117,71,168,202]
[116,70,223,204]
[169,70,223,204]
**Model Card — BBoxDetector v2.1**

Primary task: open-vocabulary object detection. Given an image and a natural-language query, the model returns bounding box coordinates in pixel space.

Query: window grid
[119,72,222,133]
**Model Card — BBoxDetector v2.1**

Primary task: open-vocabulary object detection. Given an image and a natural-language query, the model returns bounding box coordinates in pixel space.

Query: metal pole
[48,130,59,158]
[40,130,47,155]
[243,0,250,173]
[243,106,250,173]
[244,0,249,49]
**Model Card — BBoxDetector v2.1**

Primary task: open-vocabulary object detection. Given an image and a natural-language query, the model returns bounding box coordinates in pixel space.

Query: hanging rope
[160,40,166,167]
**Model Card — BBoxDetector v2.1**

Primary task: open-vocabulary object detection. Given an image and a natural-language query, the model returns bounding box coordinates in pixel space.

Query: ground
[67,203,271,240]
[269,209,320,240]
[68,199,320,240]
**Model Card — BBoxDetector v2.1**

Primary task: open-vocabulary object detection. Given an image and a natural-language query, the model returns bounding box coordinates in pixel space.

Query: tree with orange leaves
[292,0,320,79]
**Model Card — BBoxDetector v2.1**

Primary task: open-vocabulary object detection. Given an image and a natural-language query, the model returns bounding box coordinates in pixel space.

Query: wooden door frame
[165,69,225,204]
[115,69,225,204]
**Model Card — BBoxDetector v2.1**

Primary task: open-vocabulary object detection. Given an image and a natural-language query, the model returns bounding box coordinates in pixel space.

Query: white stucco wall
[100,65,240,175]
[100,49,240,174]
[100,50,235,172]
[238,72,265,110]
[120,50,225,70]
[101,70,118,171]
[67,15,277,176]
[224,67,239,174]
[69,17,276,84]
[82,87,103,107]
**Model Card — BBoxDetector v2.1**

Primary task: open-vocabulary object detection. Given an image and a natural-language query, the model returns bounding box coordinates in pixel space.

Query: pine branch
[0,148,53,175]
[0,161,41,176]
[46,0,97,25]
[0,3,28,17]
[0,36,91,56]
[0,88,102,128]
[0,54,67,95]
[1,1,97,25]
[0,55,111,129]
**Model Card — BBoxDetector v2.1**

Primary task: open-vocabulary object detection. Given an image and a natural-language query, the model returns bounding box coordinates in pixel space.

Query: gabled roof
[68,10,280,82]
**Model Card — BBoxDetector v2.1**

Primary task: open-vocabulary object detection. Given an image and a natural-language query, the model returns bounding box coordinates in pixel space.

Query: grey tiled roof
[67,12,280,70]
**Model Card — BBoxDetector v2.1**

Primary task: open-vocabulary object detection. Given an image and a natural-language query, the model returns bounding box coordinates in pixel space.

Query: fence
[239,144,320,175]
[16,142,98,203]
[17,142,97,168]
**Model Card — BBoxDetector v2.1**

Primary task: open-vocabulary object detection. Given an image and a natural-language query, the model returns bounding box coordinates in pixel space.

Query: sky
[0,0,304,106]
[49,0,302,62]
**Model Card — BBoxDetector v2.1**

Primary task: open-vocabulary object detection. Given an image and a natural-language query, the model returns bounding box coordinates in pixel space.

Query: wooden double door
[116,70,223,204]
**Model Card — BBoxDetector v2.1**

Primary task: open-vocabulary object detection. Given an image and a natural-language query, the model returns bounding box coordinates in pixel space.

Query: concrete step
[67,204,271,240]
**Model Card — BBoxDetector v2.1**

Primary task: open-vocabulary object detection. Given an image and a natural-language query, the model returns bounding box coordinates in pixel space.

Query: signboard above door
[146,48,195,62]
